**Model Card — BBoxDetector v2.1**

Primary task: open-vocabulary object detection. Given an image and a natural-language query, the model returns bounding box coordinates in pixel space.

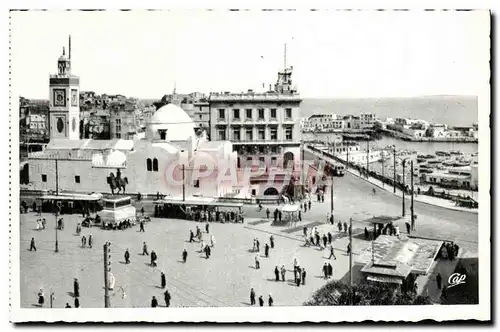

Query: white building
[360,113,376,128]
[28,37,238,198]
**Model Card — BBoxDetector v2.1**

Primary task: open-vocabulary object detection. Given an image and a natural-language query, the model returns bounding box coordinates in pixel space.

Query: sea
[300,96,479,155]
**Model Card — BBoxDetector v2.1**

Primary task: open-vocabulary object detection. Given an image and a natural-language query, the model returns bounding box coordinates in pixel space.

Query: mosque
[27,37,239,198]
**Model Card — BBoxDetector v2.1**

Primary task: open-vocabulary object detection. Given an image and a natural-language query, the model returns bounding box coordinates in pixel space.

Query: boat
[435,151,451,157]
[450,150,462,155]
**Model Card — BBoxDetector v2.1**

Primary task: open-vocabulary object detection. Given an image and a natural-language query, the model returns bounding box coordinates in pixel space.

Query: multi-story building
[192,100,210,133]
[209,66,302,197]
[360,113,376,128]
[109,101,140,140]
[343,115,360,130]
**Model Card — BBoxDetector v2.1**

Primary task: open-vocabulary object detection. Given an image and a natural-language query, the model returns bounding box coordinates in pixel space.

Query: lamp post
[393,145,396,193]
[410,160,415,231]
[330,174,334,222]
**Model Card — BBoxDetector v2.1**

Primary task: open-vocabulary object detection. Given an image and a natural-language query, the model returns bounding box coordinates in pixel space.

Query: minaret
[48,35,80,140]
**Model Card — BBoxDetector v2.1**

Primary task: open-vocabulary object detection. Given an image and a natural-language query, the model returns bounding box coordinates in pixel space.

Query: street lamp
[55,202,60,253]
[395,156,410,217]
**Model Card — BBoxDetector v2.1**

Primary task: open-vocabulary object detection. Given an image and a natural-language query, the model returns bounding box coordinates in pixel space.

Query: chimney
[69,35,71,60]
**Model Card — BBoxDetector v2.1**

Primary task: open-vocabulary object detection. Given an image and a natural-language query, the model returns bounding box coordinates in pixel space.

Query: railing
[210,93,301,102]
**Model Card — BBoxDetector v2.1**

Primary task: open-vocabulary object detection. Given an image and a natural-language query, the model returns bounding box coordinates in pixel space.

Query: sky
[10,10,489,99]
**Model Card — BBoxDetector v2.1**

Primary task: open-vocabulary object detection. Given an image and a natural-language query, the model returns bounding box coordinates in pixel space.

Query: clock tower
[49,35,80,140]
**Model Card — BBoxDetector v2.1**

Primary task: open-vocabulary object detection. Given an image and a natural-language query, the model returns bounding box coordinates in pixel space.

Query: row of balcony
[214,118,296,124]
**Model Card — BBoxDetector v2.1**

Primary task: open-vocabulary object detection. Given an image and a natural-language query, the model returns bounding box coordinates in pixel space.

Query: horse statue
[108,170,128,195]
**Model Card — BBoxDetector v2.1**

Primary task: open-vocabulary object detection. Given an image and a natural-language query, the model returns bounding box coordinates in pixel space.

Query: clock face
[54,89,66,107]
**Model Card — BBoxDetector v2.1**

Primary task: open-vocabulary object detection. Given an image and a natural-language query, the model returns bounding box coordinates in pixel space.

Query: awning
[366,275,403,285]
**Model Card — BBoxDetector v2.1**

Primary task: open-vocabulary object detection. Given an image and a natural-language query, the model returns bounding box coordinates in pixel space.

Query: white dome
[147,104,195,141]
[150,104,193,125]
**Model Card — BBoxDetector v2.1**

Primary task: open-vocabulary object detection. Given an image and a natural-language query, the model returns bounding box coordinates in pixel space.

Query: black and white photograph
[9,8,490,323]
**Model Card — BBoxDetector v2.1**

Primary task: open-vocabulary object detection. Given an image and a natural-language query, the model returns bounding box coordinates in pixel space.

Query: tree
[304,280,432,306]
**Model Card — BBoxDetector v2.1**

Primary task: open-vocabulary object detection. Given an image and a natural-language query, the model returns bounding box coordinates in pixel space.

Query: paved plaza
[20,212,357,308]
[20,169,478,309]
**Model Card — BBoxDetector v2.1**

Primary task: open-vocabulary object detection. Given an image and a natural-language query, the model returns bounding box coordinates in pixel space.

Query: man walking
[255,254,260,269]
[189,230,194,243]
[280,265,286,282]
[343,222,348,233]
[29,237,36,251]
[337,221,342,233]
[250,288,256,306]
[81,235,86,248]
[268,294,273,306]
[73,278,80,298]
[264,243,270,258]
[322,234,328,248]
[323,262,328,279]
[205,222,210,234]
[141,206,145,216]
[143,242,149,255]
[330,214,334,225]
[298,210,302,222]
[88,234,93,249]
[327,262,333,279]
[308,200,311,211]
[301,268,306,285]
[151,250,157,267]
[328,245,337,260]
[161,272,166,289]
[124,248,130,264]
[278,211,282,223]
[274,266,280,281]
[256,239,260,252]
[328,232,332,244]
[182,249,188,263]
[405,221,411,235]
[258,295,264,307]
[266,208,270,219]
[164,290,171,307]
[270,235,275,249]
[140,220,145,232]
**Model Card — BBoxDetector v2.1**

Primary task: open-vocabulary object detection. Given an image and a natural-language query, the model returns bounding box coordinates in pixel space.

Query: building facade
[360,113,376,128]
[208,67,302,196]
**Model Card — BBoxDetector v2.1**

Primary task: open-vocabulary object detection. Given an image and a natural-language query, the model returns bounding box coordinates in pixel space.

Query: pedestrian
[337,221,342,233]
[266,208,270,219]
[256,239,260,252]
[73,278,80,298]
[141,206,145,216]
[124,248,130,264]
[189,230,194,242]
[196,226,201,239]
[436,273,442,290]
[268,294,273,306]
[205,222,210,234]
[151,296,158,308]
[301,269,306,285]
[42,218,46,230]
[330,214,334,225]
[143,242,149,255]
[274,266,280,281]
[255,254,260,269]
[322,234,328,248]
[80,235,86,248]
[88,233,93,248]
[205,245,210,259]
[308,200,311,210]
[281,265,286,282]
[303,227,308,237]
[211,235,216,247]
[315,233,320,247]
[343,222,348,233]
[161,272,166,289]
[37,288,44,307]
[74,297,80,308]
[30,237,36,251]
[65,303,71,308]
[164,290,171,307]
[348,225,352,236]
[298,210,302,222]
[258,295,264,307]
[364,227,369,240]
[327,263,333,278]
[328,245,337,260]
[182,249,188,263]
[140,220,145,232]
[328,232,332,244]
[274,209,278,223]
[270,235,275,249]
[347,243,351,255]
[151,250,157,267]
[323,262,328,279]
[250,288,256,306]
[278,211,282,222]
[264,243,270,258]
[405,222,411,234]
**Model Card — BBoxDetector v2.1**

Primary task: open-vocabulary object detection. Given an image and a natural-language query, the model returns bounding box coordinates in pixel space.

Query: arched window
[146,158,152,171]
[153,158,159,172]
